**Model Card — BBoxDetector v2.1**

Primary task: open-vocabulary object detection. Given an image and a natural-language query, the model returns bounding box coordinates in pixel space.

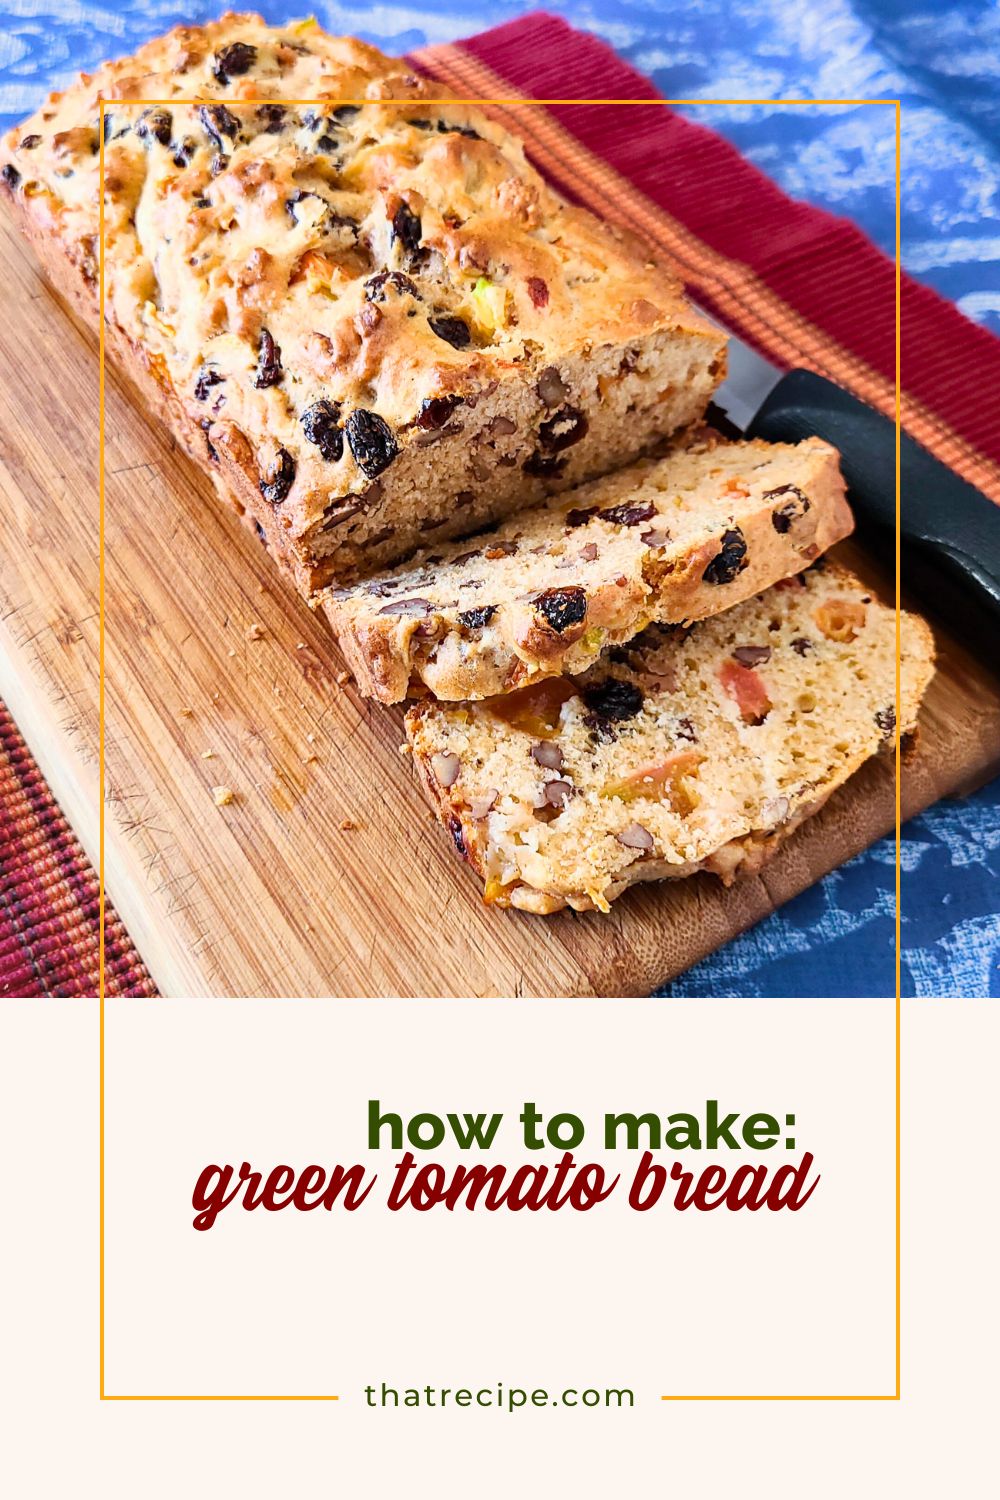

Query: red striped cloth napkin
[0,704,153,996]
[2,10,996,996]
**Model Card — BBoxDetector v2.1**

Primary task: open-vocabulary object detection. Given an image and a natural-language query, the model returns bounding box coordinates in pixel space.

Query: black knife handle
[747,367,1000,625]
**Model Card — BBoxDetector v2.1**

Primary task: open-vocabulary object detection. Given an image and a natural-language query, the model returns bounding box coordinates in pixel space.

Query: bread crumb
[399,743,412,756]
[200,750,215,760]
[247,623,265,641]
[306,733,315,743]
[336,671,351,685]
[303,753,317,765]
[212,785,234,807]
[296,641,306,650]
[227,648,237,658]
[178,707,193,718]
[339,818,358,831]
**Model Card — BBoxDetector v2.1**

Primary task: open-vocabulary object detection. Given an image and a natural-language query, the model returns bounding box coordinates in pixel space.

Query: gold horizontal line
[661,1394,899,1401]
[102,1394,340,1401]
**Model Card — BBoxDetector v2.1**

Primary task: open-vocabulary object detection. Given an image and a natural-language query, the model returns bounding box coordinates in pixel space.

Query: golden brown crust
[0,11,725,593]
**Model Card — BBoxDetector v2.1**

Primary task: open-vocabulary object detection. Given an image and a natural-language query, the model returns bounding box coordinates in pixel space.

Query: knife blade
[693,303,1000,637]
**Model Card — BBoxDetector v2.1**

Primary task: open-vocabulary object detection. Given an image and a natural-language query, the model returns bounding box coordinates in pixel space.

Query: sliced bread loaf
[324,432,852,702]
[405,563,935,914]
[0,13,725,597]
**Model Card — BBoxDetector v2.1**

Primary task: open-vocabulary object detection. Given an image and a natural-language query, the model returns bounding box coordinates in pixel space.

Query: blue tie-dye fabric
[2,1,996,996]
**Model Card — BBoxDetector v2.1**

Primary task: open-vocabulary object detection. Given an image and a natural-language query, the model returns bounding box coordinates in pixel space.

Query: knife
[699,311,1000,636]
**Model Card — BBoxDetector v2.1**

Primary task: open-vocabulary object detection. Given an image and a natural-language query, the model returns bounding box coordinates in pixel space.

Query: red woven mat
[412,12,1000,499]
[0,703,155,997]
[2,11,996,997]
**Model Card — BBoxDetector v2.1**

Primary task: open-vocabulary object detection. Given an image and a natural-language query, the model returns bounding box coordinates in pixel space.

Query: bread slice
[405,562,935,914]
[0,12,725,597]
[324,432,853,702]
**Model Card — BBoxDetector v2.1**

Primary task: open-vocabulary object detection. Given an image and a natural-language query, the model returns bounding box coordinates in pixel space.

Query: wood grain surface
[1,211,998,996]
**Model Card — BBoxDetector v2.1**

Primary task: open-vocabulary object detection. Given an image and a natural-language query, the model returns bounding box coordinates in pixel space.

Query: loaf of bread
[0,11,726,596]
[324,431,853,702]
[405,563,935,914]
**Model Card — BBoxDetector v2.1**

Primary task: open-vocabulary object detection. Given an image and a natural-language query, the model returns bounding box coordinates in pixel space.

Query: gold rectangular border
[98,93,902,1402]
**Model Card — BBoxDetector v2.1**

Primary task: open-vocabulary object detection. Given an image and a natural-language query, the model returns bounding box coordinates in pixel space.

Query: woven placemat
[0,701,155,997]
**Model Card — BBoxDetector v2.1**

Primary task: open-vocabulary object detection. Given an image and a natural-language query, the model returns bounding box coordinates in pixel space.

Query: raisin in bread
[0,12,725,596]
[325,431,852,702]
[405,563,935,914]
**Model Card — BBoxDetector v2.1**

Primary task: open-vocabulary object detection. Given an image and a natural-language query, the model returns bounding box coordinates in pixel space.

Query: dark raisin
[791,636,812,656]
[193,194,210,209]
[527,276,549,309]
[565,506,596,528]
[391,201,422,252]
[365,270,420,302]
[732,645,771,666]
[1,164,20,189]
[209,153,226,176]
[301,399,343,461]
[172,135,197,167]
[447,816,468,860]
[524,452,566,479]
[582,679,644,724]
[199,104,240,150]
[409,116,478,139]
[315,134,338,153]
[702,527,748,585]
[331,105,360,122]
[875,706,896,738]
[538,406,588,453]
[18,134,41,150]
[194,367,224,401]
[428,315,472,349]
[458,605,497,629]
[136,108,172,147]
[259,448,295,506]
[676,716,697,743]
[415,394,464,431]
[254,520,266,541]
[345,409,398,477]
[199,418,219,463]
[534,587,587,634]
[252,328,283,389]
[767,484,811,532]
[598,500,656,528]
[103,113,131,143]
[438,119,480,140]
[213,42,257,84]
[255,103,287,133]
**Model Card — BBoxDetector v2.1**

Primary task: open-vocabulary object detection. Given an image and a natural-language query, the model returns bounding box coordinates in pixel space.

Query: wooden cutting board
[1,210,998,997]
